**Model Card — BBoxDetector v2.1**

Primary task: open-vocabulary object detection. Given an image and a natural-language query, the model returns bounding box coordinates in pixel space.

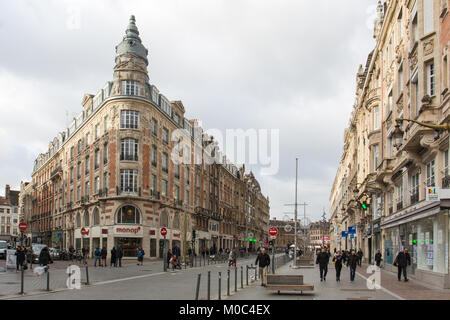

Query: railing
[120,154,138,161]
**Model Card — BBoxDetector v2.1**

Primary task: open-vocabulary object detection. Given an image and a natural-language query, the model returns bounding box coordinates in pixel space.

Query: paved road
[226,263,400,300]
[1,254,288,300]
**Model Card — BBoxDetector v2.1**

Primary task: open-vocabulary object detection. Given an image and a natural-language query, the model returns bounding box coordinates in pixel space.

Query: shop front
[381,205,449,288]
[113,225,143,258]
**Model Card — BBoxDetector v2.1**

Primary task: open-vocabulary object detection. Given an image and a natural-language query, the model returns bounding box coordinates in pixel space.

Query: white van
[0,240,8,259]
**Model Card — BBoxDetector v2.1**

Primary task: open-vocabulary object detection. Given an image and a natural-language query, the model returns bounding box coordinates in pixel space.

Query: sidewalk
[357,263,450,300]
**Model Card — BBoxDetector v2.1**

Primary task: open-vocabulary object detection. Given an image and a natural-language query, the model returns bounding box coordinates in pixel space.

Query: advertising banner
[6,249,17,269]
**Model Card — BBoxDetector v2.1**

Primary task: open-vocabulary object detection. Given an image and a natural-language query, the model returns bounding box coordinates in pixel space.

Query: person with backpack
[94,247,101,267]
[137,246,145,266]
[332,250,343,282]
[100,247,107,267]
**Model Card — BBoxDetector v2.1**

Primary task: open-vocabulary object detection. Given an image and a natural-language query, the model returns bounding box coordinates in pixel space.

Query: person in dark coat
[316,248,330,281]
[255,248,271,286]
[375,250,382,267]
[356,249,363,266]
[347,250,358,281]
[39,247,52,269]
[117,246,123,267]
[100,247,107,267]
[110,247,117,267]
[394,248,411,281]
[15,246,26,271]
[332,251,343,282]
[341,250,348,265]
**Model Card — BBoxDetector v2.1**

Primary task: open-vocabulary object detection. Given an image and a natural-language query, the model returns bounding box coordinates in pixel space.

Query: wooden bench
[266,275,314,295]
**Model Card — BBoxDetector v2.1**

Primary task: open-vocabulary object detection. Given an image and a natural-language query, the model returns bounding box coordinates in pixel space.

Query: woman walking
[110,247,117,267]
[332,250,343,282]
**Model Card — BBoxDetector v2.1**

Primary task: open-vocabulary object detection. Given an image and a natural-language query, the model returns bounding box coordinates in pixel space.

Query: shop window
[116,205,141,224]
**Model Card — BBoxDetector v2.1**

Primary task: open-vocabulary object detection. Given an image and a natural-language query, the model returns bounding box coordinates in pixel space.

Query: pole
[241,266,243,288]
[218,272,222,300]
[20,266,24,294]
[246,265,249,286]
[163,235,167,272]
[272,241,275,274]
[207,271,211,300]
[195,273,201,300]
[46,270,50,291]
[234,266,237,292]
[227,269,230,296]
[85,265,89,285]
[294,157,298,267]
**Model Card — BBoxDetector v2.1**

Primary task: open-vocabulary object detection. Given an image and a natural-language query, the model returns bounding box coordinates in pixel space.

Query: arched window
[76,212,81,228]
[116,205,141,224]
[173,212,180,230]
[83,210,90,227]
[93,207,100,226]
[159,210,169,227]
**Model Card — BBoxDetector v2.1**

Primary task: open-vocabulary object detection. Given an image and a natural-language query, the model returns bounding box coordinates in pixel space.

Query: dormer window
[121,80,139,96]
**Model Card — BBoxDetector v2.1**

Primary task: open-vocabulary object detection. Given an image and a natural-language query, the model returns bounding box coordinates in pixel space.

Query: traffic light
[359,201,369,211]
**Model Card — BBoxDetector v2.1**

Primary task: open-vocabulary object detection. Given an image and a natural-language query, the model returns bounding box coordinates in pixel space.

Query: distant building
[0,185,20,241]
[309,221,330,247]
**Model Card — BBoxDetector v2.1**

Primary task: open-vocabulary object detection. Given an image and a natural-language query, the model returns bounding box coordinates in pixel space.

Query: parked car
[0,240,8,259]
[49,247,60,260]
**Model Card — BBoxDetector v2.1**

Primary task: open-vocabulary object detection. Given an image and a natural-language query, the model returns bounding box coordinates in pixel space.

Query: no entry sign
[81,227,89,236]
[161,227,167,236]
[19,222,27,232]
[268,227,278,237]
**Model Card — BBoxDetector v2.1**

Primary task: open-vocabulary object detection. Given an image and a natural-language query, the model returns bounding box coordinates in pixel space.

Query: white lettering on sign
[116,226,141,234]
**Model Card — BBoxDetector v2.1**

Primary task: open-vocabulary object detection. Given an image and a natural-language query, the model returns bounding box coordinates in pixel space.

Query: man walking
[375,249,382,267]
[394,248,411,282]
[316,248,330,281]
[255,248,271,287]
[117,245,123,267]
[347,250,358,282]
[357,248,363,267]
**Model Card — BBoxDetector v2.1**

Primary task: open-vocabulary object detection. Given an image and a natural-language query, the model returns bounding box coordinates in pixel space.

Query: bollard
[234,266,237,292]
[218,272,222,300]
[46,270,50,291]
[20,267,24,294]
[86,265,90,285]
[246,266,249,286]
[207,271,211,300]
[227,269,230,296]
[195,273,201,300]
[241,266,243,289]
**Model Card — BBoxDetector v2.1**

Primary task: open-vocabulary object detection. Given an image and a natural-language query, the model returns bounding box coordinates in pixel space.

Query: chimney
[5,185,10,200]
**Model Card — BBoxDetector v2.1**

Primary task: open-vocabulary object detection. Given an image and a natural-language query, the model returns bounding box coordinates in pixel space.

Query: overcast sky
[0,0,376,222]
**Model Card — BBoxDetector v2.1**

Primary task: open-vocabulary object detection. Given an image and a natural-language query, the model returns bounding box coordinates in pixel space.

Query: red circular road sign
[81,227,89,236]
[19,222,27,232]
[269,227,278,236]
[161,227,167,236]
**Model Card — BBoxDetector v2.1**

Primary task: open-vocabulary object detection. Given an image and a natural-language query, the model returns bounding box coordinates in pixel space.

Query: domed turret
[115,15,148,65]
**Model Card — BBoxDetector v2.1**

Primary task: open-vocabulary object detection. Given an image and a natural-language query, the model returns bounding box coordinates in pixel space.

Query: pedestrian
[332,250,343,282]
[316,247,330,281]
[15,246,26,272]
[69,246,75,261]
[357,248,363,267]
[255,248,271,287]
[347,250,358,282]
[101,247,107,267]
[117,245,123,267]
[228,248,237,267]
[110,247,117,267]
[137,246,145,266]
[169,254,178,271]
[167,249,173,269]
[173,245,181,259]
[38,246,52,271]
[94,247,101,267]
[375,249,382,267]
[394,248,411,282]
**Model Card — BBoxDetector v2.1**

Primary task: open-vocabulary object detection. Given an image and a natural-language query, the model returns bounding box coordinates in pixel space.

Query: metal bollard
[195,273,201,300]
[218,272,222,300]
[20,267,24,294]
[46,270,50,291]
[241,266,243,289]
[207,271,211,300]
[246,266,249,286]
[227,269,230,296]
[85,265,90,285]
[234,266,237,292]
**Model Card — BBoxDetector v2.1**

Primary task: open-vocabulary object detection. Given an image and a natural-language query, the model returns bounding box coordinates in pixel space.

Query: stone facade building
[330,0,450,288]
[21,16,269,259]
[0,185,20,241]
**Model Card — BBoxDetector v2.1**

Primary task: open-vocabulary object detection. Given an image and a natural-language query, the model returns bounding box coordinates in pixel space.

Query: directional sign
[269,227,278,237]
[161,227,167,236]
[19,222,27,232]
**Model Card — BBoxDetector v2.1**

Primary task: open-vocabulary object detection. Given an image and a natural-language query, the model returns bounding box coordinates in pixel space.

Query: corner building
[26,16,270,258]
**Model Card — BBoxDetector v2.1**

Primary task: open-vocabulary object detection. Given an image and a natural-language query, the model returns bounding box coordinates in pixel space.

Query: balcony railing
[120,154,138,161]
[410,192,419,205]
